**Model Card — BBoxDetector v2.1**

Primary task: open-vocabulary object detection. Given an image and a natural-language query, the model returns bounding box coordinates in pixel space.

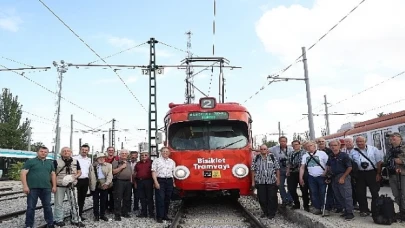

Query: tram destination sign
[188,112,229,121]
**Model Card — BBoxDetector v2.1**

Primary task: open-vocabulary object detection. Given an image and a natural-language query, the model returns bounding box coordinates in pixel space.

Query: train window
[399,125,405,139]
[168,120,249,150]
[384,130,392,151]
[372,132,382,150]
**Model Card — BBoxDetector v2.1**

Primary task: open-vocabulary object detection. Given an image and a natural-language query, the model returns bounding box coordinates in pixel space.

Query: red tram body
[163,97,253,198]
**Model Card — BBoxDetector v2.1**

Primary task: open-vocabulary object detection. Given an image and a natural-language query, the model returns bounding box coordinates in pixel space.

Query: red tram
[163,97,253,198]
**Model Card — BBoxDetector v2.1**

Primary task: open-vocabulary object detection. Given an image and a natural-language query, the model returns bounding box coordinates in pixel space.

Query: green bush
[8,162,24,181]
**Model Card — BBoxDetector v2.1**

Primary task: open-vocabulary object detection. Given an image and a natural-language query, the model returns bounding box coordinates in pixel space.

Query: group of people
[21,145,176,228]
[251,134,405,222]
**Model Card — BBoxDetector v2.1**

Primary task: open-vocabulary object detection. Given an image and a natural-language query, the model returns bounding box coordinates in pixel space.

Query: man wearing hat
[134,151,155,218]
[89,152,113,222]
[387,132,405,220]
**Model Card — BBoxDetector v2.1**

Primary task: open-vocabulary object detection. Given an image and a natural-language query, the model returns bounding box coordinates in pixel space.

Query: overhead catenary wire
[344,98,405,121]
[1,56,35,68]
[87,42,148,65]
[38,0,147,112]
[244,0,368,103]
[0,63,106,121]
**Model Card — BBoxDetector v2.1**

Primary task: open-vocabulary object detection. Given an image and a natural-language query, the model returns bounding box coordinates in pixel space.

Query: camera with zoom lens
[279,158,287,167]
[360,162,369,169]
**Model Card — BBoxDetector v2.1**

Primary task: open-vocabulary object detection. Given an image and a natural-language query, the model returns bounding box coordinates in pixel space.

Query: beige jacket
[89,162,113,191]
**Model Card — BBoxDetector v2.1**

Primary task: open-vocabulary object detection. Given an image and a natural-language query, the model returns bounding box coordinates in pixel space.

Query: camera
[279,158,287,167]
[360,162,369,169]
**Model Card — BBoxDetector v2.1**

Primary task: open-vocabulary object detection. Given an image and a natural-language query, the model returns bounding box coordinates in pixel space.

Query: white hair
[119,149,129,154]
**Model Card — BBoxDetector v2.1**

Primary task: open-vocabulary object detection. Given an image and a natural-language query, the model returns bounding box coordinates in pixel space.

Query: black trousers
[351,176,358,206]
[137,179,154,216]
[92,188,108,217]
[132,185,140,211]
[257,184,278,216]
[287,172,310,208]
[155,178,174,219]
[114,180,132,216]
[107,185,114,212]
[356,170,380,213]
[76,178,89,215]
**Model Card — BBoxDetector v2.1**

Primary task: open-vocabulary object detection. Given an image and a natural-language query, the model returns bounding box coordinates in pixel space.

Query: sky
[1,0,404,154]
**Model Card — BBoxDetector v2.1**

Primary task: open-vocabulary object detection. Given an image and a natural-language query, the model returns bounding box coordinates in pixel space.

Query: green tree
[293,132,303,142]
[377,112,385,117]
[304,131,311,140]
[8,161,24,180]
[321,128,327,136]
[30,141,45,152]
[0,88,31,149]
[262,139,277,148]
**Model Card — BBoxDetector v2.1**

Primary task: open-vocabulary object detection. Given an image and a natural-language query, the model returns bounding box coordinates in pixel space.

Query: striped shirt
[151,157,176,178]
[288,150,305,172]
[251,154,280,185]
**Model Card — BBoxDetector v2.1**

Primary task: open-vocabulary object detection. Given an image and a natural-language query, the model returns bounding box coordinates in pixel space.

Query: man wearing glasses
[134,151,155,218]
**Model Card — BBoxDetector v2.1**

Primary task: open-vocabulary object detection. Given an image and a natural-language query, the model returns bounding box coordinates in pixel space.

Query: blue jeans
[155,178,174,219]
[25,188,53,227]
[308,175,327,210]
[279,171,293,204]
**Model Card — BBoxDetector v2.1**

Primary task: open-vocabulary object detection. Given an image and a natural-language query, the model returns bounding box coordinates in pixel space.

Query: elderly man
[21,146,56,228]
[344,137,359,210]
[53,147,84,227]
[326,140,354,220]
[111,149,132,220]
[152,147,176,223]
[350,136,383,217]
[134,151,154,218]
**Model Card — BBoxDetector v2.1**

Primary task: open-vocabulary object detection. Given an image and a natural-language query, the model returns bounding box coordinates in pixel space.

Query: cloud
[107,36,174,58]
[0,9,23,32]
[253,0,405,140]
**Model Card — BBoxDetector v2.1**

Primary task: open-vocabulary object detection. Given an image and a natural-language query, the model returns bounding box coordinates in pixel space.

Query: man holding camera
[111,149,133,221]
[386,132,405,220]
[350,136,383,217]
[326,140,354,220]
[270,136,294,206]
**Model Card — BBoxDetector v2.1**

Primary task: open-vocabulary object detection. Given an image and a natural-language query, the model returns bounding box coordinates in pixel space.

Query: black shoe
[100,216,108,221]
[114,215,121,221]
[149,214,155,218]
[123,214,131,218]
[156,218,163,223]
[345,213,354,220]
[80,216,87,221]
[162,217,172,221]
[71,222,85,227]
[291,204,300,210]
[304,207,310,212]
[94,216,99,221]
[137,214,147,218]
[54,221,65,226]
[335,208,344,213]
[267,215,275,219]
[260,214,267,218]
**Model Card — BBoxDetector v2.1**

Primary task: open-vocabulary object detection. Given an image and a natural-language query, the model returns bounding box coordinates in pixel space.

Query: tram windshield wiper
[215,139,244,149]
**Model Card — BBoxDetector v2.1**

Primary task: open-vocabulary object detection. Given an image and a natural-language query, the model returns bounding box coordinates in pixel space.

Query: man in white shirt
[75,144,92,220]
[299,141,330,215]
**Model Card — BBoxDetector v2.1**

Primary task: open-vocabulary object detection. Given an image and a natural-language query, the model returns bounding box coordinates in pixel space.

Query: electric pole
[108,128,112,147]
[102,134,105,153]
[278,122,281,138]
[185,31,195,104]
[111,119,116,149]
[79,138,82,150]
[267,47,316,140]
[53,60,68,158]
[70,114,73,150]
[324,95,330,135]
[27,127,32,151]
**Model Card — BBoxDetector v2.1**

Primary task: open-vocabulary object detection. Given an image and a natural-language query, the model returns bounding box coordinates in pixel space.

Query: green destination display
[188,112,229,121]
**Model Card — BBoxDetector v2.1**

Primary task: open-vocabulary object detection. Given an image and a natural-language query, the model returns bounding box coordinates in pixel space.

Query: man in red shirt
[134,151,154,218]
[104,147,118,213]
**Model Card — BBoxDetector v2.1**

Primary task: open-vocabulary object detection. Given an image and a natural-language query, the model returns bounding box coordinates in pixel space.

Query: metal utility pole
[102,134,105,153]
[27,127,32,151]
[184,31,195,104]
[302,47,316,140]
[53,60,68,158]
[278,122,281,138]
[111,119,116,149]
[323,95,330,135]
[267,47,315,140]
[79,138,82,150]
[108,128,112,147]
[70,114,73,149]
[148,38,159,158]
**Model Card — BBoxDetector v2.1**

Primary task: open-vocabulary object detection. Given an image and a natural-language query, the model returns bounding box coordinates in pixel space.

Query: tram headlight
[173,165,190,180]
[232,164,249,178]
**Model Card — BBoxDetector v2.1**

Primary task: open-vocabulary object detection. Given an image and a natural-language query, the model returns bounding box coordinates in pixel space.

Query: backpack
[372,195,396,225]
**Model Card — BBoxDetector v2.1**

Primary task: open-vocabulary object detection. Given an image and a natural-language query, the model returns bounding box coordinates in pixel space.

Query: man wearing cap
[134,151,155,218]
[89,152,113,222]
[53,147,84,227]
[386,132,405,220]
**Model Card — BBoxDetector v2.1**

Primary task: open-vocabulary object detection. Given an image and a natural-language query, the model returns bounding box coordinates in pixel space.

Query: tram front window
[169,120,248,150]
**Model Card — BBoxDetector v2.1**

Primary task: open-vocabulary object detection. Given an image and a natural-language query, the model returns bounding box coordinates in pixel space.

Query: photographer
[286,140,309,211]
[111,149,133,221]
[270,136,294,206]
[350,136,383,217]
[386,132,405,220]
[326,140,354,220]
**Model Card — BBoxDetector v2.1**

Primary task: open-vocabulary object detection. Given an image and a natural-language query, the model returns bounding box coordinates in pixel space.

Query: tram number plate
[203,170,212,178]
[212,170,221,178]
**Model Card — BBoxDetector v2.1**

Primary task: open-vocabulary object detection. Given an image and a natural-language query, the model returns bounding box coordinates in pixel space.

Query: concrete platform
[279,186,404,228]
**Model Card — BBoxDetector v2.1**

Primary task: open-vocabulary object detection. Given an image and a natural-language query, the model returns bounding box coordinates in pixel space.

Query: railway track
[170,196,268,228]
[37,207,93,228]
[0,193,91,223]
